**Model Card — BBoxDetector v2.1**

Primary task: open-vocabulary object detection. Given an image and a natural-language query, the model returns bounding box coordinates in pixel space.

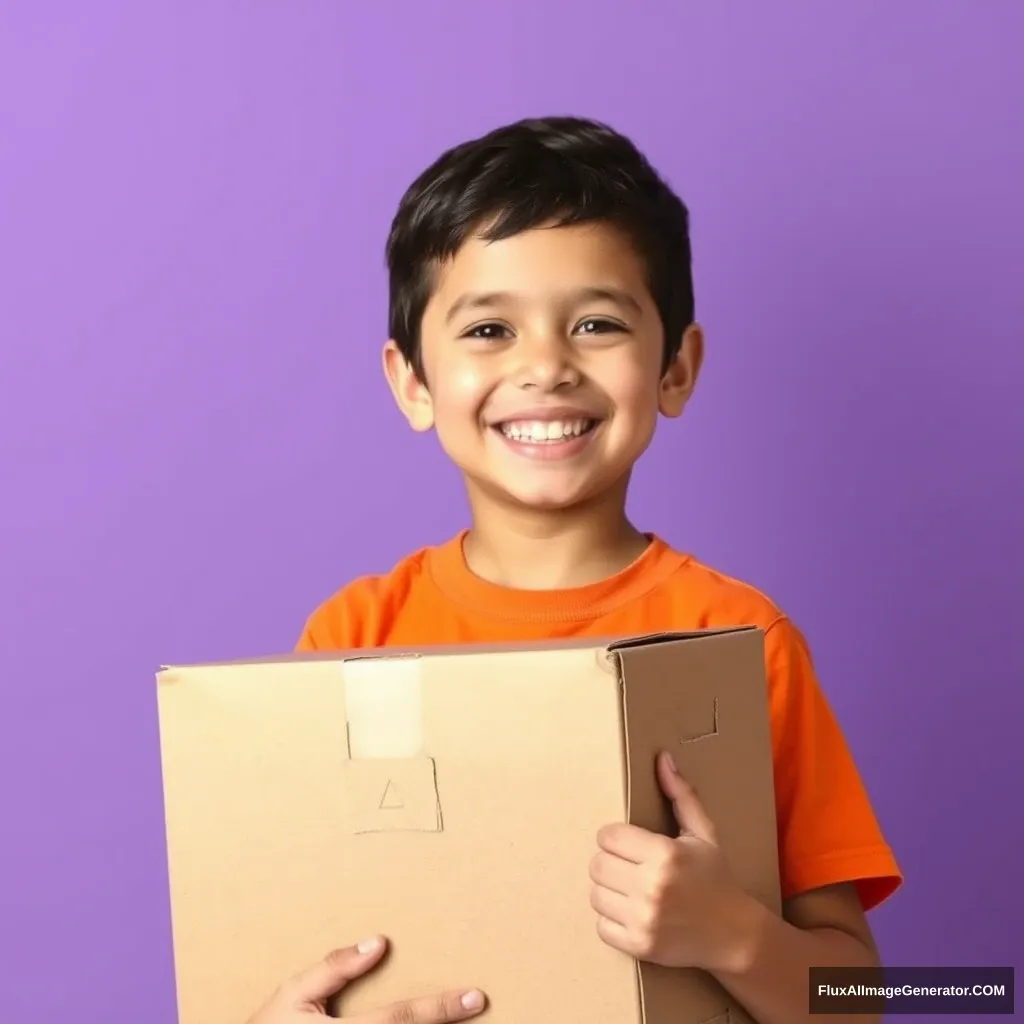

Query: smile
[497,418,596,443]
[490,417,601,462]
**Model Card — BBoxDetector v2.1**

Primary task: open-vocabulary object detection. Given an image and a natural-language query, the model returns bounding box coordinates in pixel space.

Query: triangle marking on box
[378,779,405,810]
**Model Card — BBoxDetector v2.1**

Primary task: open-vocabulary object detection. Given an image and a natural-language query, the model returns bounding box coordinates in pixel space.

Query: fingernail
[357,936,382,955]
[461,990,485,1011]
[663,751,679,773]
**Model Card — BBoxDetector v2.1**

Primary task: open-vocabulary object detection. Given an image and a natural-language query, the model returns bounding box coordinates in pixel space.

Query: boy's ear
[382,340,434,432]
[658,323,704,418]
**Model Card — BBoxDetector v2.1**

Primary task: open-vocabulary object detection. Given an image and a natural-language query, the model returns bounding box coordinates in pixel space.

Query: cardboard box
[157,628,781,1024]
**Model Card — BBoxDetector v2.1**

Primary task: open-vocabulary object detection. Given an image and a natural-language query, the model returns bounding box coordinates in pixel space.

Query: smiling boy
[249,116,901,1024]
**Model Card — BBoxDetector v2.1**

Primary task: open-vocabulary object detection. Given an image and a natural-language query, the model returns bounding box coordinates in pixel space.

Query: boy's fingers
[278,939,486,1023]
[656,751,716,843]
[285,937,388,1003]
[369,988,488,1024]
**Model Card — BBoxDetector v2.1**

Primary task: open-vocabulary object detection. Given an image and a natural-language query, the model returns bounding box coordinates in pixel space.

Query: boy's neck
[461,486,650,590]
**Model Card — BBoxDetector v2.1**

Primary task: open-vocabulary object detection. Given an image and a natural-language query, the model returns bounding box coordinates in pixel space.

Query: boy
[249,116,901,1024]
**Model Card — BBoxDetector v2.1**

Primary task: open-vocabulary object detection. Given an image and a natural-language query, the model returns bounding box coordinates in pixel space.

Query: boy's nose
[511,339,581,392]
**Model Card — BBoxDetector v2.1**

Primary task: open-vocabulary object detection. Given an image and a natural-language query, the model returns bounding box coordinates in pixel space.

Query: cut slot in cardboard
[156,627,781,1024]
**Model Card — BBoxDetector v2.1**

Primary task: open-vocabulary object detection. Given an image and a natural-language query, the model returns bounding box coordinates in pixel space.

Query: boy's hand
[589,751,757,973]
[246,936,487,1023]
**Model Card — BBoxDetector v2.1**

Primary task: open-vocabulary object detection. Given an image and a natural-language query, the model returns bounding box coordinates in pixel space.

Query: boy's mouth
[493,418,598,445]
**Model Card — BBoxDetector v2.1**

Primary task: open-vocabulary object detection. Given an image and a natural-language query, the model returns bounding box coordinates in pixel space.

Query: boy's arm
[714,881,881,1024]
[593,619,899,1023]
[714,616,897,1023]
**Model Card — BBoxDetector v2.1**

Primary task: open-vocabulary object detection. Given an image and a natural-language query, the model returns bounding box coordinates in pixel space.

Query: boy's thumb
[287,937,388,1004]
[656,751,716,843]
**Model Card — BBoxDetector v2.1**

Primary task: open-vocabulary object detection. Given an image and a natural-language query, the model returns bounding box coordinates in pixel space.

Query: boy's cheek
[428,365,495,420]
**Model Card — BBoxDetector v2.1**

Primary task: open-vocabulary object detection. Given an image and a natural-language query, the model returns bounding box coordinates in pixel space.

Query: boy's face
[384,221,702,513]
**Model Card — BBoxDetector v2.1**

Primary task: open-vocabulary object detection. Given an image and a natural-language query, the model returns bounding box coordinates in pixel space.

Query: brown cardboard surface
[157,629,780,1024]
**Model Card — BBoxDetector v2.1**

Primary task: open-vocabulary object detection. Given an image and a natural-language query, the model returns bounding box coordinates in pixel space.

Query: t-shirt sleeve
[294,601,344,652]
[764,616,902,910]
[293,599,341,652]
[294,622,317,652]
[292,577,377,653]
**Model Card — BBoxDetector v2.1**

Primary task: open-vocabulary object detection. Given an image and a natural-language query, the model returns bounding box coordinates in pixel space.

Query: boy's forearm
[711,897,882,1024]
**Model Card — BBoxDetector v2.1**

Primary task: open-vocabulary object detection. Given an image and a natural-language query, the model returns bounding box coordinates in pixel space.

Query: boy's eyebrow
[444,286,643,324]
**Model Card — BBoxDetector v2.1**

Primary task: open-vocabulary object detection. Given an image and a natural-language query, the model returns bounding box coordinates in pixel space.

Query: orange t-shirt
[297,531,901,911]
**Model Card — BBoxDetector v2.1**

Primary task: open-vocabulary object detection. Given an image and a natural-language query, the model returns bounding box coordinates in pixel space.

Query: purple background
[1,3,1021,1022]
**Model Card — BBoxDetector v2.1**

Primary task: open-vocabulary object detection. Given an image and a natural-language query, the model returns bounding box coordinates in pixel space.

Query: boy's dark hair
[386,115,694,380]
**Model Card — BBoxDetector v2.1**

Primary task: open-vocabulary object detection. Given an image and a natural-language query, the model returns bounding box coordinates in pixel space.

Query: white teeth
[499,419,593,443]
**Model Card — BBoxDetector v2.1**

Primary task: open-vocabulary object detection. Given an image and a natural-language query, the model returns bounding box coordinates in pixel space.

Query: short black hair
[385,115,694,379]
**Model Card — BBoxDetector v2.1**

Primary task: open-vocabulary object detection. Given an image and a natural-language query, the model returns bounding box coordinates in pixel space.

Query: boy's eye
[462,318,625,340]
[575,317,625,335]
[463,322,512,340]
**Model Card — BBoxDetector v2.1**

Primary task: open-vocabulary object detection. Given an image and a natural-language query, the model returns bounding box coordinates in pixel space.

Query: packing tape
[342,657,423,759]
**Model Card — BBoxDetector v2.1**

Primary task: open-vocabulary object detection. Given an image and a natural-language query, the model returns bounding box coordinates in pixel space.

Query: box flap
[614,628,781,1024]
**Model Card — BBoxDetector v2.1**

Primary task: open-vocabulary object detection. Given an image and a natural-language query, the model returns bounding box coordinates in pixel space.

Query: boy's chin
[493,481,609,514]
[463,467,624,515]
[511,494,586,512]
